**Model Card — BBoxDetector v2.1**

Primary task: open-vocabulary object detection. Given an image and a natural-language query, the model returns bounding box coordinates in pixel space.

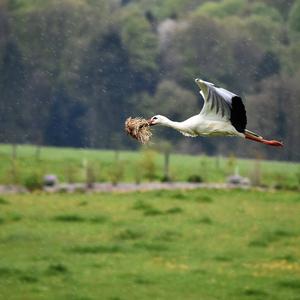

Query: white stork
[148,78,283,146]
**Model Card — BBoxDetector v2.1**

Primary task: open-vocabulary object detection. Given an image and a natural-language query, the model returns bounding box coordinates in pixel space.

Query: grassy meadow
[0,189,300,300]
[0,144,299,188]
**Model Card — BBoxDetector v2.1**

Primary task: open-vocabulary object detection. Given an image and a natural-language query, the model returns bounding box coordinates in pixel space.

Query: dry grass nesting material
[125,117,152,144]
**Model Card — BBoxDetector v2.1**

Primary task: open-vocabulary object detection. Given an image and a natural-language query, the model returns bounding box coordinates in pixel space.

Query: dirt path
[0,182,251,194]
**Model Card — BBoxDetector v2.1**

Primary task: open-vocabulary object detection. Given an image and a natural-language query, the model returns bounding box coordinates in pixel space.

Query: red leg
[245,132,283,147]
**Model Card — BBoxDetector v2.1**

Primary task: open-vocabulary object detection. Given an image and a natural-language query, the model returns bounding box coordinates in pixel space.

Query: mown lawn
[0,189,300,300]
[0,144,299,187]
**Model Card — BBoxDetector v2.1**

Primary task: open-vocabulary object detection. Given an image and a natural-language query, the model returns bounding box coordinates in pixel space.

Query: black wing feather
[230,96,247,133]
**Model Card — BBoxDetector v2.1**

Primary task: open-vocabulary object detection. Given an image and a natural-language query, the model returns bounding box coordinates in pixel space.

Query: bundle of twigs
[125,117,152,144]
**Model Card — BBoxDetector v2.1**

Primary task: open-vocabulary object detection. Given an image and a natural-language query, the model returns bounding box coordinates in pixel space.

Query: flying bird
[148,78,283,147]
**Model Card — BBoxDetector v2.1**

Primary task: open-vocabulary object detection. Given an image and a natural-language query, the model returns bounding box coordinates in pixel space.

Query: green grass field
[0,189,300,300]
[0,144,299,187]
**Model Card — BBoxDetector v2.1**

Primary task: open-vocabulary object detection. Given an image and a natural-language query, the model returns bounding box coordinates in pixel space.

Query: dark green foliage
[109,161,124,186]
[23,173,43,191]
[160,175,171,182]
[187,175,203,183]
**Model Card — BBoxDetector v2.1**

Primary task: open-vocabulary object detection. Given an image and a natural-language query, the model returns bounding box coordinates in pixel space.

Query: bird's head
[148,115,167,126]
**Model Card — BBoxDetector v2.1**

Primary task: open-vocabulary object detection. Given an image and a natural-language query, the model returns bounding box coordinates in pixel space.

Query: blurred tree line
[0,0,299,161]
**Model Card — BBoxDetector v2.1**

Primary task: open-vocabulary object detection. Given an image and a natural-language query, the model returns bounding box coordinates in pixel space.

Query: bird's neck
[161,117,187,132]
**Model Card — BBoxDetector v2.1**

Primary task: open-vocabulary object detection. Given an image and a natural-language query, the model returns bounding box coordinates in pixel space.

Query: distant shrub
[226,154,237,174]
[65,163,78,183]
[160,175,171,182]
[187,174,203,183]
[140,149,157,181]
[24,173,43,191]
[6,159,21,184]
[109,161,124,186]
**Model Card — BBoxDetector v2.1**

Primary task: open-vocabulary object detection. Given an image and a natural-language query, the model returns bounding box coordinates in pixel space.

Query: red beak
[147,119,154,126]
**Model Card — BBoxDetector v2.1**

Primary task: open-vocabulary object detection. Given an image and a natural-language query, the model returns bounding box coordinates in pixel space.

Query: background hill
[0,0,299,160]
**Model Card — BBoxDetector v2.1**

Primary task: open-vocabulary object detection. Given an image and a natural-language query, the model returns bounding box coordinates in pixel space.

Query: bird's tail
[244,130,283,147]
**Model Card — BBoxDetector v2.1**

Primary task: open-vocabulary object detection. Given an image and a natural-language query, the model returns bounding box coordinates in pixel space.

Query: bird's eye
[153,117,158,120]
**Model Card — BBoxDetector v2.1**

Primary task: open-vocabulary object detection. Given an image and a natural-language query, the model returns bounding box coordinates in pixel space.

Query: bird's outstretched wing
[195,78,247,133]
